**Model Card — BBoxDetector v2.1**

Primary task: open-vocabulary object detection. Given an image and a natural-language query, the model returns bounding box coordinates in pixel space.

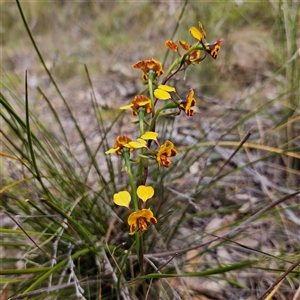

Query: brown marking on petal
[138,217,148,231]
[190,50,200,61]
[142,72,148,80]
[160,155,171,167]
[171,149,178,156]
[165,40,178,52]
[150,217,157,224]
[179,40,190,51]
[186,108,195,117]
[205,39,223,59]
[130,224,136,233]
[132,110,138,116]
[162,159,171,167]
[198,22,207,39]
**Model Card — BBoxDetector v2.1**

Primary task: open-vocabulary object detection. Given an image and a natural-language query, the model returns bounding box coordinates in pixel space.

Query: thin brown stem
[256,260,300,300]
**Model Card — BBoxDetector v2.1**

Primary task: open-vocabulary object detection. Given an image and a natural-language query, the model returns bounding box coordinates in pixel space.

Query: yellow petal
[120,104,133,110]
[136,138,147,145]
[127,141,145,148]
[189,26,202,41]
[113,191,131,207]
[137,185,154,202]
[105,148,119,154]
[154,89,171,100]
[141,131,158,140]
[157,84,176,92]
[198,22,207,39]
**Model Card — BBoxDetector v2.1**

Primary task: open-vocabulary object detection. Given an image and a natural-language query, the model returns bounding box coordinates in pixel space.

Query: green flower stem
[149,108,163,132]
[149,101,179,132]
[122,149,138,211]
[138,108,145,135]
[188,41,203,52]
[138,107,148,185]
[122,149,141,258]
[162,57,181,83]
[148,70,155,111]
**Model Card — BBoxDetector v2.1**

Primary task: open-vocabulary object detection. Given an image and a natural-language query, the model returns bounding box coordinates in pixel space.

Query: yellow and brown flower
[105,135,135,155]
[156,140,178,167]
[132,58,164,81]
[204,38,224,59]
[128,209,157,233]
[179,89,196,117]
[190,22,223,59]
[120,95,152,116]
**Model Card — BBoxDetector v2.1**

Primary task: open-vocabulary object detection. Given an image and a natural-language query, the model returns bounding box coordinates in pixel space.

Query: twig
[66,243,86,299]
[210,131,252,183]
[256,260,300,300]
[3,211,50,258]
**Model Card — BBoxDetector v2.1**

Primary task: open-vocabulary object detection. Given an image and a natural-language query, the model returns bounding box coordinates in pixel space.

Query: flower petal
[179,40,190,51]
[154,89,171,100]
[157,84,176,92]
[113,191,131,207]
[190,26,202,41]
[165,40,178,52]
[136,138,147,145]
[105,147,119,154]
[141,131,158,141]
[198,22,207,39]
[137,185,154,202]
[120,104,133,110]
[127,141,146,148]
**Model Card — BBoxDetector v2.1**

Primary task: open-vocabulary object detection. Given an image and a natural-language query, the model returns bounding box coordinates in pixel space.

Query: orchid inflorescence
[106,22,223,234]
